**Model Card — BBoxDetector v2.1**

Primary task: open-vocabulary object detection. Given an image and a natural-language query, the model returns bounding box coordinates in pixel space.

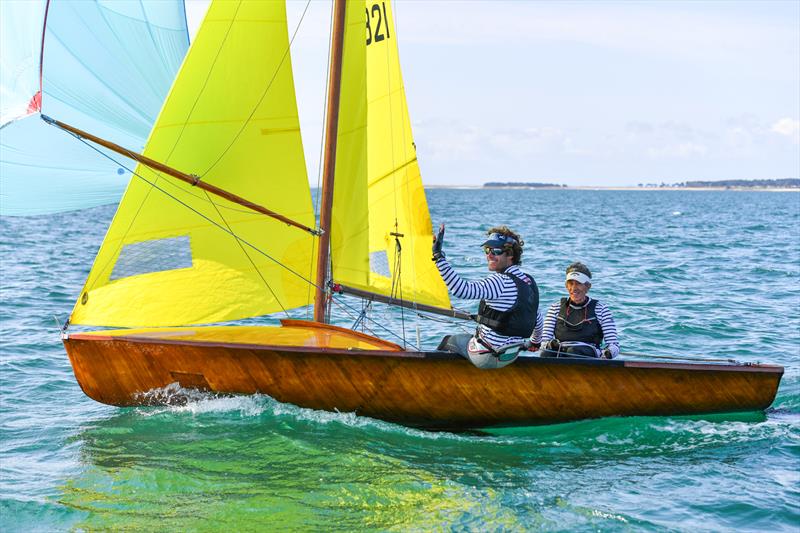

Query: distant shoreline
[426,185,800,192]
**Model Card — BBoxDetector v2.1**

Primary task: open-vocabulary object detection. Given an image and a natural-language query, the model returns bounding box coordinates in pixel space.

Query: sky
[185,0,800,187]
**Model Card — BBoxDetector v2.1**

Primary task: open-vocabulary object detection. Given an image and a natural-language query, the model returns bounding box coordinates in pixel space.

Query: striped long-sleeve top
[435,257,543,349]
[540,297,620,357]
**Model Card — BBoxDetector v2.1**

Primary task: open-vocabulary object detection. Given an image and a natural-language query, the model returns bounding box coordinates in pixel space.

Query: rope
[389,229,406,348]
[203,189,291,318]
[46,2,430,351]
[620,351,740,364]
[307,0,335,319]
[67,136,321,292]
[329,295,411,347]
[161,1,244,170]
[352,300,372,331]
[200,0,313,177]
[57,119,449,352]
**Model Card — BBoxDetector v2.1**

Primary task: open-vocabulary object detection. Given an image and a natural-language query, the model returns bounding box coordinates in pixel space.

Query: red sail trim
[26,91,42,115]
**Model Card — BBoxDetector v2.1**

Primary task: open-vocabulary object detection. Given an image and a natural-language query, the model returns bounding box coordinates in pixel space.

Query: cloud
[488,127,568,158]
[413,120,483,161]
[413,114,798,185]
[415,120,571,161]
[716,115,800,149]
[626,121,706,142]
[646,142,708,159]
[625,121,712,158]
[771,118,800,143]
[624,116,800,157]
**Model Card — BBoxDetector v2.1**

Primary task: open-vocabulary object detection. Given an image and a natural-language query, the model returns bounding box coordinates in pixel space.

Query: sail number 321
[366,3,390,45]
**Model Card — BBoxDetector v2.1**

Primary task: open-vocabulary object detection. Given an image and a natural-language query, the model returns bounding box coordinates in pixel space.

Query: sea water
[1,189,798,531]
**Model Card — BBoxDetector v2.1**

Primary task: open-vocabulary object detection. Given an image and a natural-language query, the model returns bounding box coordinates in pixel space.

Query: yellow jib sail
[331,0,451,309]
[70,0,316,327]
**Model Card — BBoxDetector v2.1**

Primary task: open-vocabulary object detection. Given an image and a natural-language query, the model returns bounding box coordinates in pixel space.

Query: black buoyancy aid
[476,272,539,337]
[554,297,604,346]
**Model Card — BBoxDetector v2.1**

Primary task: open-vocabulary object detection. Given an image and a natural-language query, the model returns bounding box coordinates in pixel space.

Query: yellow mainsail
[70,0,316,327]
[330,0,451,309]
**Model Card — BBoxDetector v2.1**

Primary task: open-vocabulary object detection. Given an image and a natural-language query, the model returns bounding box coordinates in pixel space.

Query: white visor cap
[565,271,591,284]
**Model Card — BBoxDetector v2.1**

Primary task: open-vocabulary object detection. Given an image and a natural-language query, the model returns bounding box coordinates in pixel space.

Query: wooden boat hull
[62,324,784,430]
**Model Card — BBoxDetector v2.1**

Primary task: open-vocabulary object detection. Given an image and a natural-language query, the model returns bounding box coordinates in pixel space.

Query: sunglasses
[484,247,507,256]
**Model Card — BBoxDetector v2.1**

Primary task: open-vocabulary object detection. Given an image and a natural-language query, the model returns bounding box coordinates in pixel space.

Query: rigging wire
[203,188,292,317]
[383,2,428,345]
[200,0,312,178]
[307,0,336,320]
[329,295,411,348]
[375,3,412,347]
[75,0,312,294]
[351,300,373,331]
[63,128,423,346]
[159,0,243,168]
[389,228,406,348]
[49,1,446,348]
[620,351,741,364]
[79,1,245,291]
[66,135,320,291]
[395,3,426,346]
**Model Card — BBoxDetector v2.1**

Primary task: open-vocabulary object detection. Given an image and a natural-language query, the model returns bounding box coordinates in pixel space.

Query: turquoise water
[1,189,798,531]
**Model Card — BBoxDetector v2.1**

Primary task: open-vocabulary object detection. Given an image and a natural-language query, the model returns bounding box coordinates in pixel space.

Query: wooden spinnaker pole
[313,0,347,323]
[41,115,319,236]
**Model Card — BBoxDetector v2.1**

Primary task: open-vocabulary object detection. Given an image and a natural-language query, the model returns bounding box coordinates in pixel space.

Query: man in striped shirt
[539,262,619,359]
[432,225,543,369]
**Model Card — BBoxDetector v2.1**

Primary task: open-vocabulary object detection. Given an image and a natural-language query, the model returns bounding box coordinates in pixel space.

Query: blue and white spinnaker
[0,0,190,216]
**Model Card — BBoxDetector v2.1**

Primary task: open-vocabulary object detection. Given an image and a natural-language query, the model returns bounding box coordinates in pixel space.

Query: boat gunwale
[64,333,784,374]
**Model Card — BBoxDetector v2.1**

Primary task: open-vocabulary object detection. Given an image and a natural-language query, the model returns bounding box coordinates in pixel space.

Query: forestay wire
[61,128,423,345]
[49,0,466,348]
[68,0,314,300]
[307,0,336,319]
[199,0,313,178]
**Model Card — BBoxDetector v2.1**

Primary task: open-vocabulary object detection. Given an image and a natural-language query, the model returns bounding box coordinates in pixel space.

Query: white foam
[132,383,514,442]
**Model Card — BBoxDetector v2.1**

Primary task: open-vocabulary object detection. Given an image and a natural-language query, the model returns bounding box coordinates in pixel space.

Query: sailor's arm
[434,257,509,300]
[597,301,620,358]
[539,302,559,344]
[528,309,544,346]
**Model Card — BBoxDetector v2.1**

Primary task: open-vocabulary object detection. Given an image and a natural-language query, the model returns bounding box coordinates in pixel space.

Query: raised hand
[432,223,446,260]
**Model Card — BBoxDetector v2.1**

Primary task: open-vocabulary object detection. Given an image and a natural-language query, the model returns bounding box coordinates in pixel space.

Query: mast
[313,0,347,323]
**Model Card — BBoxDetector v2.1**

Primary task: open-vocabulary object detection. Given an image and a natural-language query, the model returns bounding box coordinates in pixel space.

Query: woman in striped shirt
[433,225,542,369]
[539,262,619,359]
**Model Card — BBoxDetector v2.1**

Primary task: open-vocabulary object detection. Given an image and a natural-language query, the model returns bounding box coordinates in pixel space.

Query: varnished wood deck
[63,323,784,429]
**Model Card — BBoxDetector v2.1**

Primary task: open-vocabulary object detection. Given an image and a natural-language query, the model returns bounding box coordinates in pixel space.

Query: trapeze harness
[474,272,539,361]
[548,297,604,358]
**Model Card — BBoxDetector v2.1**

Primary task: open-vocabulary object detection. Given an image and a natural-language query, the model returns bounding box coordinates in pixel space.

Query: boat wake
[134,383,266,417]
[131,383,480,441]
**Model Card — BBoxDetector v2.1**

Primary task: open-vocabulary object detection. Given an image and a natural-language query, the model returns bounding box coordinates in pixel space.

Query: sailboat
[50,0,782,430]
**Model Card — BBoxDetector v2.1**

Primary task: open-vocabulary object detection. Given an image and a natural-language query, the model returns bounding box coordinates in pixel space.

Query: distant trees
[680,179,799,188]
[482,179,800,189]
[483,182,565,188]
[635,179,799,189]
